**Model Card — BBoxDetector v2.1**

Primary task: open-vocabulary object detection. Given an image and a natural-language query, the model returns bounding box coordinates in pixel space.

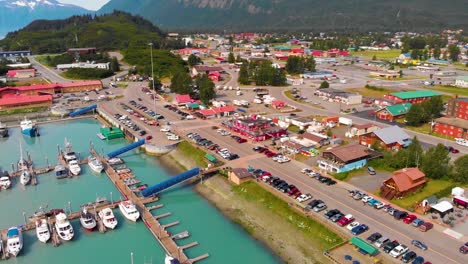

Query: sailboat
[18,141,31,186]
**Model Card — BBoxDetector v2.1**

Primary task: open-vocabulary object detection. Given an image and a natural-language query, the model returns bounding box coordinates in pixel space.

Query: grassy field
[232,181,344,249]
[405,123,456,141]
[287,125,301,133]
[14,78,49,86]
[427,85,468,97]
[351,49,401,60]
[177,141,208,168]
[0,106,48,115]
[346,86,391,98]
[390,179,455,209]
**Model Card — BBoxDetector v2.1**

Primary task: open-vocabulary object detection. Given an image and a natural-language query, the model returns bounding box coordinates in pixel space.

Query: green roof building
[349,236,379,256]
[100,126,124,140]
[385,103,412,116]
[389,90,441,101]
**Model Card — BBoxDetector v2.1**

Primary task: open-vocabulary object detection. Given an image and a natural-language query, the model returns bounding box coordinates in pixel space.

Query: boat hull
[21,127,37,137]
[80,219,96,231]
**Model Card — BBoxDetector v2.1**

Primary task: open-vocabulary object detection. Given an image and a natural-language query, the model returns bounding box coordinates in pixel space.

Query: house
[374,103,412,121]
[271,100,286,109]
[290,116,316,129]
[224,116,286,141]
[302,70,334,79]
[347,123,380,137]
[282,140,304,154]
[455,76,468,88]
[286,77,304,85]
[426,58,450,66]
[433,97,468,139]
[381,168,427,199]
[197,105,236,118]
[369,71,399,79]
[384,90,441,104]
[6,69,36,78]
[318,144,372,173]
[359,125,411,150]
[315,88,362,105]
[192,65,224,76]
[175,94,192,105]
[56,62,110,70]
[228,168,252,185]
[302,132,329,147]
[207,71,222,82]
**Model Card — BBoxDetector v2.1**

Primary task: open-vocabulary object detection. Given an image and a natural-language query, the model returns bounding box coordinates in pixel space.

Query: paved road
[28,56,69,83]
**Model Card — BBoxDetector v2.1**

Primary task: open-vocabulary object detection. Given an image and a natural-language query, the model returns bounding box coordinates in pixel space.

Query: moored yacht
[55,213,74,241]
[88,156,104,173]
[6,227,23,257]
[0,176,11,190]
[119,200,140,222]
[0,122,8,137]
[107,157,124,165]
[20,170,31,186]
[79,208,96,231]
[20,118,38,137]
[54,164,68,179]
[99,208,118,229]
[35,219,51,243]
[68,160,81,176]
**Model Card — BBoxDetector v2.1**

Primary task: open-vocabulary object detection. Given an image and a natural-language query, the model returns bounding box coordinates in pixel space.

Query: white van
[236,91,243,96]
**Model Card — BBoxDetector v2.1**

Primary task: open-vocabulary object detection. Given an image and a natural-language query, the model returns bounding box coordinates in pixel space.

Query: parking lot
[347,170,392,193]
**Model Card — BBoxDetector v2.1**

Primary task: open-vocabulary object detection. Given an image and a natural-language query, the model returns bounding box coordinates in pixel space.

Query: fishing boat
[0,121,8,137]
[88,156,104,173]
[35,219,51,243]
[68,160,81,176]
[55,213,74,241]
[18,141,31,185]
[119,200,140,222]
[107,157,124,165]
[80,208,96,231]
[6,227,23,257]
[63,138,77,162]
[54,164,69,179]
[0,176,11,190]
[165,255,181,264]
[20,118,38,137]
[99,208,118,229]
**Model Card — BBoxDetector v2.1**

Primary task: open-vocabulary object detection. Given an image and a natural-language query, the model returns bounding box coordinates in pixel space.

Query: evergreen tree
[285,56,304,74]
[451,155,468,183]
[405,104,428,126]
[319,81,330,89]
[305,56,316,72]
[433,46,441,59]
[271,69,286,86]
[448,44,461,61]
[188,54,200,66]
[421,144,450,179]
[238,64,250,85]
[170,70,192,94]
[228,52,235,63]
[110,56,120,72]
[236,54,242,62]
[197,74,216,105]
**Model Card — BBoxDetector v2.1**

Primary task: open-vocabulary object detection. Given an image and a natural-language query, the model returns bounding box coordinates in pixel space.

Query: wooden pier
[90,149,210,264]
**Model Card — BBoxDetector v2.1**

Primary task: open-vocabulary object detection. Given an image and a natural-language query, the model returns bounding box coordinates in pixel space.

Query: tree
[170,70,192,94]
[451,155,468,183]
[391,137,423,169]
[372,55,377,60]
[149,77,162,91]
[448,44,461,61]
[197,74,215,105]
[422,96,444,119]
[285,56,304,74]
[405,104,428,126]
[110,56,120,72]
[271,68,287,86]
[238,64,250,85]
[421,144,450,179]
[319,81,330,89]
[304,56,316,72]
[228,52,235,63]
[236,54,242,62]
[188,54,200,66]
[433,46,441,59]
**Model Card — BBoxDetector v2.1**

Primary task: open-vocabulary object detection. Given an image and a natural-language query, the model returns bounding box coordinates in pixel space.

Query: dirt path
[194,176,330,264]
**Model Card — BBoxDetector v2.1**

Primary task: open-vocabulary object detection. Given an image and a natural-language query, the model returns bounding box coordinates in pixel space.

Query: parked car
[403,214,418,224]
[418,222,433,232]
[412,219,425,227]
[367,166,376,175]
[374,237,390,248]
[383,240,400,253]
[366,232,382,243]
[394,210,408,220]
[412,256,425,264]
[361,195,373,203]
[411,240,428,251]
[330,213,344,222]
[306,199,322,209]
[351,224,369,235]
[368,199,380,206]
[459,242,468,254]
[297,193,312,203]
[313,203,327,212]
[346,222,360,231]
[389,244,409,258]
[337,214,354,226]
[374,202,386,209]
[324,209,341,219]
[402,251,417,263]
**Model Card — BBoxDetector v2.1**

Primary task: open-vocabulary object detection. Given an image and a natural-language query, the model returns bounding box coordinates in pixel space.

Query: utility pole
[148,43,157,116]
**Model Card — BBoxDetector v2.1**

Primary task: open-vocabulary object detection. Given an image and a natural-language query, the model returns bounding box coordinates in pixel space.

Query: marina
[0,118,280,264]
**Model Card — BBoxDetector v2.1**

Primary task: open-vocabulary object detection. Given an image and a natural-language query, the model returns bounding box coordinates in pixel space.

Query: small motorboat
[107,157,124,165]
[0,121,8,138]
[55,213,74,241]
[20,170,31,186]
[6,227,23,257]
[54,164,69,179]
[165,255,181,264]
[20,118,38,137]
[80,208,96,231]
[68,160,81,176]
[35,219,51,243]
[118,200,140,222]
[0,176,11,190]
[99,208,118,229]
[88,156,104,173]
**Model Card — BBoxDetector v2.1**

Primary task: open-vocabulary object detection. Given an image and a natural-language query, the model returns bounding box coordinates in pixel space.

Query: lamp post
[148,43,157,115]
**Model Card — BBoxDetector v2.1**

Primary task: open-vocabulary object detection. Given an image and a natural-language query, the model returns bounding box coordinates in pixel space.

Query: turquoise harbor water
[0,119,280,264]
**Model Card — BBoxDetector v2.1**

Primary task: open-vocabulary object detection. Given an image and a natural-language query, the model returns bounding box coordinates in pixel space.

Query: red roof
[0,80,102,93]
[208,71,221,77]
[271,100,285,107]
[198,109,217,116]
[386,168,426,192]
[0,94,52,106]
[6,69,35,76]
[312,50,324,57]
[291,48,304,53]
[176,94,192,104]
[197,105,236,116]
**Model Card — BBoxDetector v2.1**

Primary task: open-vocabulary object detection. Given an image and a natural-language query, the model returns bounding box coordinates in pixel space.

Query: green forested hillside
[0,11,186,77]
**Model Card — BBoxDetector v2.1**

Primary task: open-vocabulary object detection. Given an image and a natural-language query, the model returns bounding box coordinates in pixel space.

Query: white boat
[0,176,11,190]
[55,213,74,241]
[118,200,140,222]
[99,208,118,229]
[107,157,124,165]
[88,156,104,173]
[63,152,77,162]
[68,160,81,176]
[20,170,31,186]
[165,254,181,264]
[20,118,38,137]
[18,141,30,185]
[6,227,23,257]
[35,219,51,243]
[80,208,96,231]
[0,121,8,137]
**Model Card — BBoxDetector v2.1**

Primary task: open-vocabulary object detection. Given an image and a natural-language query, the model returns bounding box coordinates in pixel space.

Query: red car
[403,214,417,224]
[337,214,354,226]
[237,138,247,143]
[287,187,299,196]
[265,152,277,157]
[145,135,153,140]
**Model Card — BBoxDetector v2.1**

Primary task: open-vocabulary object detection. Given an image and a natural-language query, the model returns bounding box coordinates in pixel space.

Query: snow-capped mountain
[0,0,90,38]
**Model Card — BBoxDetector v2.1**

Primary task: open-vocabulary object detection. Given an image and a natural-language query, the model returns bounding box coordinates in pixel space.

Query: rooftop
[231,168,252,179]
[323,144,369,163]
[390,90,441,100]
[373,125,411,146]
[387,167,426,192]
[0,94,53,106]
[381,103,412,116]
[435,117,468,129]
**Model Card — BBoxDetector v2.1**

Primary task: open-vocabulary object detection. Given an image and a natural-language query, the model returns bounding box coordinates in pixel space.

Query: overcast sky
[57,0,110,11]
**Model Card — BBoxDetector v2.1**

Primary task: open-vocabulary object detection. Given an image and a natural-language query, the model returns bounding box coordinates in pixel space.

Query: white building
[455,76,468,88]
[57,62,110,70]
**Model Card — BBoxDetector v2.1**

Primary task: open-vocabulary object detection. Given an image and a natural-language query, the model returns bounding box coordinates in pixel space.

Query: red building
[271,100,286,109]
[6,69,36,78]
[383,90,441,104]
[433,97,468,139]
[0,81,102,97]
[175,94,192,105]
[381,168,426,199]
[359,126,411,150]
[224,116,287,141]
[0,94,53,110]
